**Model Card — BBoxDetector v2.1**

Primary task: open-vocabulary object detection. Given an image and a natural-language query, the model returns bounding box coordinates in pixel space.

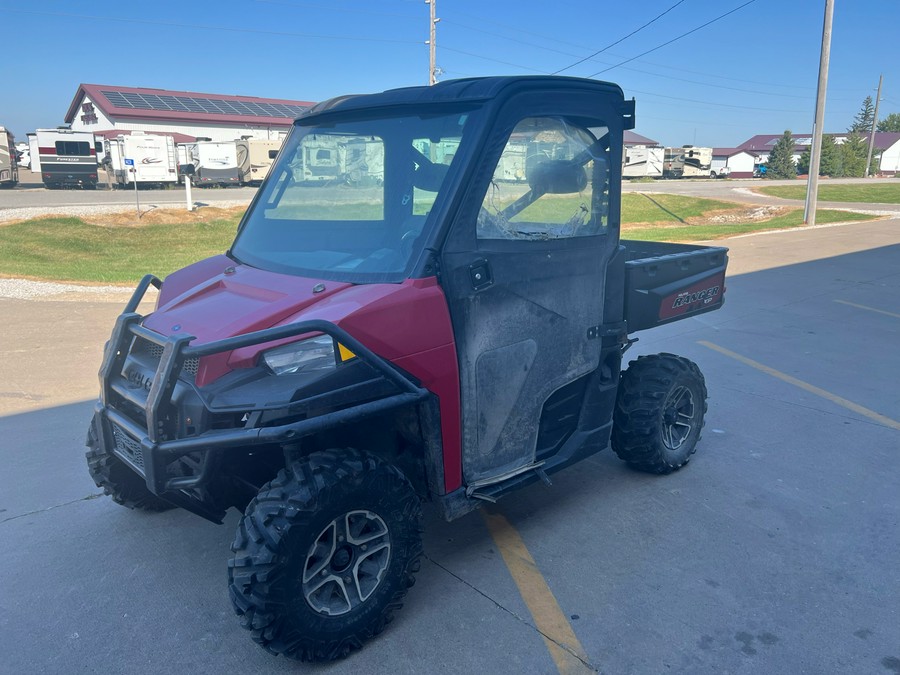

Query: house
[738,132,900,173]
[64,84,314,143]
[711,148,756,178]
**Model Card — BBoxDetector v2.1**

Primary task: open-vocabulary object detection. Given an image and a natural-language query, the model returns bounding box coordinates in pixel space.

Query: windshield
[231,109,475,283]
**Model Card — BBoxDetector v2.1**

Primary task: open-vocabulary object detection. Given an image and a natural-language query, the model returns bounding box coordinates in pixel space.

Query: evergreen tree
[797,146,811,175]
[819,135,842,176]
[849,96,875,133]
[876,112,900,132]
[767,131,797,179]
[840,133,870,176]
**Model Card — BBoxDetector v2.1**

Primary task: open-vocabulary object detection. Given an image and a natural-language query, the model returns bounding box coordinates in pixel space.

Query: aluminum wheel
[301,510,392,617]
[661,384,695,450]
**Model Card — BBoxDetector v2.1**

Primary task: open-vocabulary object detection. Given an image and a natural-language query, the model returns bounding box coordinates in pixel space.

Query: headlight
[262,336,336,376]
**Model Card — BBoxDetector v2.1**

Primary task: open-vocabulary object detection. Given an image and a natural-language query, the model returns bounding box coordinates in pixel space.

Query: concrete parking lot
[1,218,898,674]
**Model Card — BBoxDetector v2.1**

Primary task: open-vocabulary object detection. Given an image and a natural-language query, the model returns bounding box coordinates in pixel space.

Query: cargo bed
[622,240,728,332]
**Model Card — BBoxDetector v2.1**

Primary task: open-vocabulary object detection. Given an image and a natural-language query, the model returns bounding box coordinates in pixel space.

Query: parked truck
[0,126,18,187]
[28,128,98,188]
[86,76,728,663]
[105,133,178,188]
[236,137,283,185]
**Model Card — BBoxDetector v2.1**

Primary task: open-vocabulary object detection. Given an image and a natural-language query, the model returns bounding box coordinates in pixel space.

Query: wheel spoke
[345,510,389,545]
[353,543,391,602]
[302,522,337,583]
[304,575,352,616]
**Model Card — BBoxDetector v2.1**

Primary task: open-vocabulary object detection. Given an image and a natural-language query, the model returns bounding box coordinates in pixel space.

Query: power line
[589,0,758,77]
[553,0,687,75]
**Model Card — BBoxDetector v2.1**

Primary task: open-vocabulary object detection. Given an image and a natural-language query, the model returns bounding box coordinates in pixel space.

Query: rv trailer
[30,129,98,188]
[105,133,178,188]
[623,146,663,178]
[664,146,713,178]
[0,127,18,188]
[180,140,240,187]
[236,138,283,185]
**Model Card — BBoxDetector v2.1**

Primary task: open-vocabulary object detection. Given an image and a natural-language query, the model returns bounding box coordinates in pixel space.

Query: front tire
[612,354,708,474]
[228,448,423,662]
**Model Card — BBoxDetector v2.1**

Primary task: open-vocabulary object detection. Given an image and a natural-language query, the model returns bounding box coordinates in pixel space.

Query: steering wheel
[400,229,420,259]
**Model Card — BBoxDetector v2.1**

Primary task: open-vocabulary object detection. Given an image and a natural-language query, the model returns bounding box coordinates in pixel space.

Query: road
[0,169,258,220]
[1,216,898,673]
[621,176,900,215]
[4,170,900,217]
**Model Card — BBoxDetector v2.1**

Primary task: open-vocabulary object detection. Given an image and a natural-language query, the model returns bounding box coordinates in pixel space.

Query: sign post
[185,173,193,212]
[124,158,140,218]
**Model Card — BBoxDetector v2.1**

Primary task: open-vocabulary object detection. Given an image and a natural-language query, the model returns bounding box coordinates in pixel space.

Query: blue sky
[3,0,898,147]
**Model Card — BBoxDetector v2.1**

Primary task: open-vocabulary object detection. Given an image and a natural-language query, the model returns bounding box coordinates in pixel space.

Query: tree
[849,96,875,133]
[840,133,869,176]
[767,130,797,179]
[819,135,842,176]
[797,146,811,175]
[796,135,843,176]
[876,112,900,132]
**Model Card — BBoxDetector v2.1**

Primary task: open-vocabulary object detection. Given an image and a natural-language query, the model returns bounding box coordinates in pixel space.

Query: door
[442,111,619,484]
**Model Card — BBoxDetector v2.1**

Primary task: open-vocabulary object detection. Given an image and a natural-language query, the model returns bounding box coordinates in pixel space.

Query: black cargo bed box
[622,240,728,333]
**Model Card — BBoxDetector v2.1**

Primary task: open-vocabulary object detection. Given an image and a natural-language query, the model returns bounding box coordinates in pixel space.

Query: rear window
[55,141,91,156]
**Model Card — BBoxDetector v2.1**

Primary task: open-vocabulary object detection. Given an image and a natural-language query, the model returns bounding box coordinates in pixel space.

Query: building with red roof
[65,83,314,143]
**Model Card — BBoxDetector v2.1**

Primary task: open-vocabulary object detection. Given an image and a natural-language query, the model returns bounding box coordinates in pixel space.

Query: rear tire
[85,425,174,511]
[612,353,708,474]
[228,448,423,662]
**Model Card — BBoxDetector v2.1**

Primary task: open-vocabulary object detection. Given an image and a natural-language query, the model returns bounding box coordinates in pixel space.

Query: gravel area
[0,278,131,301]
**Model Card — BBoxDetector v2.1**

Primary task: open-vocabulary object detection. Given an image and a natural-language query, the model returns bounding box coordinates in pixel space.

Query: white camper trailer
[0,127,18,188]
[236,138,283,185]
[623,146,664,178]
[29,129,98,188]
[664,146,713,178]
[179,140,240,186]
[105,133,178,188]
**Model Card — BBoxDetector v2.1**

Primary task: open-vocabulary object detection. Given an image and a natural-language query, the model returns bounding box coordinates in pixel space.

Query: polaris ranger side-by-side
[87,76,728,662]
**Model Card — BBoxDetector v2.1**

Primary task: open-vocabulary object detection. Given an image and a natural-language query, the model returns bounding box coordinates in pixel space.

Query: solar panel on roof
[99,89,309,119]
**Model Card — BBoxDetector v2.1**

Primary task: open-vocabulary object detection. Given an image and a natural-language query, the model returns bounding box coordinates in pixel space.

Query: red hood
[143,258,455,387]
[145,260,353,345]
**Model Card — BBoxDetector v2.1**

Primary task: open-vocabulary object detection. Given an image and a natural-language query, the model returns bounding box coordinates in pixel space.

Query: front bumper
[93,275,430,520]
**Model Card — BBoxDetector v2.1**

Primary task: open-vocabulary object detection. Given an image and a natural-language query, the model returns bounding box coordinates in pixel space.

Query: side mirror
[179,164,195,176]
[268,150,278,159]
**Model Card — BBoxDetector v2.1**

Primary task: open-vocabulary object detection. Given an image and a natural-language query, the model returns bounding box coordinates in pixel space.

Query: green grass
[623,208,877,242]
[0,216,241,283]
[756,183,900,203]
[622,193,734,223]
[0,198,879,283]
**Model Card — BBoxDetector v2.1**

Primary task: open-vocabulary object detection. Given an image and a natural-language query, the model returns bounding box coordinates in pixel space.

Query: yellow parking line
[699,340,900,431]
[481,510,594,674]
[834,299,900,320]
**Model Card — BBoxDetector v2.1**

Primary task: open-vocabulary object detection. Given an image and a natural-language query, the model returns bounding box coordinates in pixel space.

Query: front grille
[131,336,199,379]
[111,424,145,469]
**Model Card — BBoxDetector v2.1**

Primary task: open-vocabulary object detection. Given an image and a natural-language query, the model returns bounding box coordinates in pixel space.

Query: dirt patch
[625,205,790,230]
[83,205,246,227]
[702,205,788,223]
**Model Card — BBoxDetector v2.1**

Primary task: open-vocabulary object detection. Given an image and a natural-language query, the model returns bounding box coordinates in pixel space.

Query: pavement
[1,218,899,674]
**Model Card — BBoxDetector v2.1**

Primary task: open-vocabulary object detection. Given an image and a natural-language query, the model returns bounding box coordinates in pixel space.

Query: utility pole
[865,74,883,177]
[803,0,835,227]
[425,0,439,85]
